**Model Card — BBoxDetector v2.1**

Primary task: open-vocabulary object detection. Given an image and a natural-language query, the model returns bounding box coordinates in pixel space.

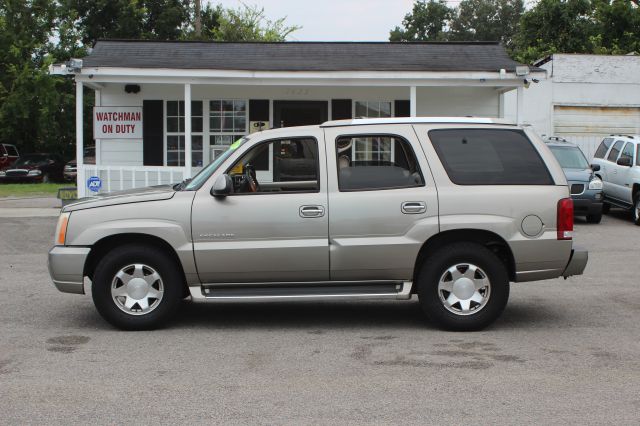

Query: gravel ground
[0,212,639,425]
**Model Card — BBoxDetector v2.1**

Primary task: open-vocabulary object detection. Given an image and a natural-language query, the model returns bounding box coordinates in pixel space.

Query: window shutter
[394,100,410,118]
[331,99,352,120]
[143,100,163,166]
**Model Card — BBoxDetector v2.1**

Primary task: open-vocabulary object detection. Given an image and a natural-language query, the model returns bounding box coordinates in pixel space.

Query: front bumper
[48,246,90,294]
[562,246,588,278]
[571,189,603,216]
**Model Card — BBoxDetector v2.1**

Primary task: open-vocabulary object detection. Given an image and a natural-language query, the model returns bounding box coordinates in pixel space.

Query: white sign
[94,106,143,139]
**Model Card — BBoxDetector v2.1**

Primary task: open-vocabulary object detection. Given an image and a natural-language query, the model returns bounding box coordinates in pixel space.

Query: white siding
[553,105,640,158]
[416,87,499,117]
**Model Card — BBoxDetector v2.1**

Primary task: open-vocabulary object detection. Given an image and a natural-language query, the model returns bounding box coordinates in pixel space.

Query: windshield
[184,137,249,190]
[549,146,589,169]
[14,155,48,167]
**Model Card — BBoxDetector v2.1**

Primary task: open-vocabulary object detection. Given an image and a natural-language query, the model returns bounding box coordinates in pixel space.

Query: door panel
[191,132,329,283]
[324,125,439,281]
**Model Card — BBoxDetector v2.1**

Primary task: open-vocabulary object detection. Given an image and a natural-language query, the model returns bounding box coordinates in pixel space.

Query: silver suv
[591,135,640,225]
[48,118,587,331]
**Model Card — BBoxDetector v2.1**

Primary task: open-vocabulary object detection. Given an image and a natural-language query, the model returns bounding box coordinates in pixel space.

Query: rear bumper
[562,246,588,278]
[48,246,90,294]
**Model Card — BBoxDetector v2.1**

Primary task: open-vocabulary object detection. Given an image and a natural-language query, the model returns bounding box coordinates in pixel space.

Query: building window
[355,101,391,118]
[209,99,247,162]
[166,100,203,167]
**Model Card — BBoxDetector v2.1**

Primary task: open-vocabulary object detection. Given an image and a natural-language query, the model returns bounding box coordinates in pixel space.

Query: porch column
[75,81,85,197]
[184,83,192,178]
[516,86,524,125]
[410,86,417,117]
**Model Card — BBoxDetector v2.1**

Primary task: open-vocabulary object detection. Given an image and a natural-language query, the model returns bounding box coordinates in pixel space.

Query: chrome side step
[189,281,413,301]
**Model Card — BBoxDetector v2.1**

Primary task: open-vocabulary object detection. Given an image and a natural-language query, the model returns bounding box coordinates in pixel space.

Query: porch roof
[83,40,534,73]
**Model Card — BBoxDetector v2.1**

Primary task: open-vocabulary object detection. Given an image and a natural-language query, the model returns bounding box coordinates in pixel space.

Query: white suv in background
[591,135,640,225]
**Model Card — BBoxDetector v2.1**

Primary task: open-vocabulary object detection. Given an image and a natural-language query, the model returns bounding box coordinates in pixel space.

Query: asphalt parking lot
[1,211,639,424]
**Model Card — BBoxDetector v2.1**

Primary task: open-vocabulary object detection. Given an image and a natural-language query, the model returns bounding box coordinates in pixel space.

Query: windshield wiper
[173,177,192,191]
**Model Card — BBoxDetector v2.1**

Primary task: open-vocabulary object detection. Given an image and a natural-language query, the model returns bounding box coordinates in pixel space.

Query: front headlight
[28,169,42,176]
[54,212,71,245]
[588,178,603,190]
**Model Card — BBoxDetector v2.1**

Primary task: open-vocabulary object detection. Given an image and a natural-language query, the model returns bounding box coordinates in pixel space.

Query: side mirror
[591,164,601,172]
[211,174,232,197]
[617,157,632,167]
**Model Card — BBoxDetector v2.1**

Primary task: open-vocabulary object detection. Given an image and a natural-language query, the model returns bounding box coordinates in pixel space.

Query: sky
[208,0,428,41]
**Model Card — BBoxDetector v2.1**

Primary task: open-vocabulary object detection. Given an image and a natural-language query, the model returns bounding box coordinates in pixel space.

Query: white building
[506,53,640,158]
[51,40,540,196]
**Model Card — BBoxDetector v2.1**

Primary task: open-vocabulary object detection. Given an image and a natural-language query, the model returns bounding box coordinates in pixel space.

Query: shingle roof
[83,40,528,72]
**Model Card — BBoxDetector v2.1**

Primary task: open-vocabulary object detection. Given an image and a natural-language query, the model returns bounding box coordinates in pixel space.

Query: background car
[591,134,640,225]
[0,153,66,183]
[64,146,96,182]
[0,144,19,169]
[544,137,604,223]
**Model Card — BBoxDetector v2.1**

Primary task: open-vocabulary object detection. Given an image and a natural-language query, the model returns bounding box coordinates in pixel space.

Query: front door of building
[273,101,328,128]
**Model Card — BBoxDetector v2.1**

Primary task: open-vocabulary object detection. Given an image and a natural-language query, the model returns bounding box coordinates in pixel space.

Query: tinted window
[607,140,624,162]
[549,146,589,169]
[428,129,553,185]
[0,145,6,156]
[336,135,424,191]
[6,146,18,156]
[594,138,614,159]
[620,142,634,163]
[228,138,319,194]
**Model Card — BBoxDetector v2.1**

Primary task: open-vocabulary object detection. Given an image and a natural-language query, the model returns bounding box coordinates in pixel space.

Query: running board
[189,281,413,301]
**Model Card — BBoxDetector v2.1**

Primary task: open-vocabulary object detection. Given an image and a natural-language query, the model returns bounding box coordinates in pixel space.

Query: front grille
[571,184,585,195]
[6,169,28,177]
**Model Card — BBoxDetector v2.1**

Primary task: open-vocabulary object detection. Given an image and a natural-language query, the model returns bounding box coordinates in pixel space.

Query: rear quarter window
[428,129,553,185]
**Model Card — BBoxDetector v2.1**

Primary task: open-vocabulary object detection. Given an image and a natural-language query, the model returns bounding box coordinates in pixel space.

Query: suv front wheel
[92,244,183,330]
[417,243,510,331]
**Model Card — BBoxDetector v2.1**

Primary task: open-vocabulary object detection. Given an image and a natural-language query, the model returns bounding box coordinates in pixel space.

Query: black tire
[602,202,611,214]
[634,193,640,226]
[92,244,183,330]
[417,242,510,331]
[586,212,602,224]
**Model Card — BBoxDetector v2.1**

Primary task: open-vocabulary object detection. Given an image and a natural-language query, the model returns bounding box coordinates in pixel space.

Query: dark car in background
[0,144,19,169]
[0,153,66,183]
[545,137,604,223]
[64,146,96,182]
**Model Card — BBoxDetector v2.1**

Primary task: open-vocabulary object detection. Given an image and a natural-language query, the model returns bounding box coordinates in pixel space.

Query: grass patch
[0,183,72,198]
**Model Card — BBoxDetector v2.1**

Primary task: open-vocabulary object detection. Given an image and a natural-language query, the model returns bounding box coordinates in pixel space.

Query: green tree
[210,3,300,42]
[449,0,524,48]
[389,0,453,41]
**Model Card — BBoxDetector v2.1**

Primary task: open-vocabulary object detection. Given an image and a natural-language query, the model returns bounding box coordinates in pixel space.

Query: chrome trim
[569,182,586,196]
[190,281,413,301]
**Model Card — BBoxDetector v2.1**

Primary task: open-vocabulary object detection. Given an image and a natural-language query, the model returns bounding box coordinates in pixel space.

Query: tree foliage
[210,3,300,42]
[0,1,300,156]
[391,0,640,63]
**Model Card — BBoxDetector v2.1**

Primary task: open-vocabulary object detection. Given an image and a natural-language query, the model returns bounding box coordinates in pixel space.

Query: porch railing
[77,165,186,197]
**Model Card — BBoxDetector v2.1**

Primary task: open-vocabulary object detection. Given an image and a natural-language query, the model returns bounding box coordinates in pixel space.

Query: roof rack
[609,134,635,139]
[321,117,516,127]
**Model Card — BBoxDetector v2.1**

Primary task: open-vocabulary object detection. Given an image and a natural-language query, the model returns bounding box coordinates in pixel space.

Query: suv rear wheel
[92,244,183,330]
[417,243,509,331]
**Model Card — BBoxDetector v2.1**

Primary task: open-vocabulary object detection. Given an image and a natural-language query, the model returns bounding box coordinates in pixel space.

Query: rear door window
[0,145,6,156]
[335,135,424,191]
[594,138,613,159]
[620,142,634,164]
[607,140,624,162]
[428,129,553,185]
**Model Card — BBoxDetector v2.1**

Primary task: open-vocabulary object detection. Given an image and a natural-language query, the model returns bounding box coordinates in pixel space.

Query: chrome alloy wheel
[635,199,640,222]
[111,264,164,316]
[437,263,491,316]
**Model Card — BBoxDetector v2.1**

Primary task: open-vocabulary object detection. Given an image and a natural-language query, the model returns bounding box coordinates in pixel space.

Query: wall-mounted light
[124,84,141,94]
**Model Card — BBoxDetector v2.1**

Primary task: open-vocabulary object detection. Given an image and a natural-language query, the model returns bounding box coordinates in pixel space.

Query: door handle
[401,201,426,214]
[299,205,325,218]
